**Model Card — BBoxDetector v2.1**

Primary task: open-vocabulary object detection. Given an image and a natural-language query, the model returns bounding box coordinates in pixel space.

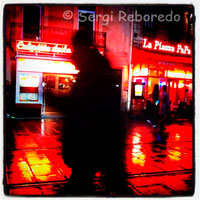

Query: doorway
[43,74,77,114]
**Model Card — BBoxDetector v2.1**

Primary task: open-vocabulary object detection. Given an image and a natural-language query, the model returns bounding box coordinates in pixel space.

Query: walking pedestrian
[152,84,159,128]
[61,28,132,195]
[159,85,170,131]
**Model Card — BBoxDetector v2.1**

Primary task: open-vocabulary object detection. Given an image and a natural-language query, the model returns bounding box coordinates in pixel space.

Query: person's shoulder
[90,48,110,67]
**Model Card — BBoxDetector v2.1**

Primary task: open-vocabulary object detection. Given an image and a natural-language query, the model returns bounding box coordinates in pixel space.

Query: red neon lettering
[142,39,191,56]
[16,40,72,55]
[142,38,152,49]
[154,40,160,50]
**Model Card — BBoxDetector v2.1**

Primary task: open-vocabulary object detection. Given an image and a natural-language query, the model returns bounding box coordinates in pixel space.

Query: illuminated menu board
[19,74,40,102]
[135,85,143,97]
[16,72,43,104]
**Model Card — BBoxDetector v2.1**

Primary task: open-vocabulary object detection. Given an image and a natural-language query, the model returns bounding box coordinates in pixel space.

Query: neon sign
[142,38,191,56]
[16,40,72,55]
[16,40,105,57]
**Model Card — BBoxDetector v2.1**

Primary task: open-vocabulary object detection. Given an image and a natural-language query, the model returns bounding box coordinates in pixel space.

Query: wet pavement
[4,118,194,196]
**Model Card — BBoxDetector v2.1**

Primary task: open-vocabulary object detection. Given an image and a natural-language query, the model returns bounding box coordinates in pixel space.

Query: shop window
[132,64,148,76]
[158,70,165,77]
[58,76,74,90]
[168,69,186,79]
[178,80,186,102]
[141,64,148,76]
[45,76,55,89]
[148,78,159,99]
[132,64,141,76]
[149,64,157,77]
[185,81,192,100]
[186,71,192,79]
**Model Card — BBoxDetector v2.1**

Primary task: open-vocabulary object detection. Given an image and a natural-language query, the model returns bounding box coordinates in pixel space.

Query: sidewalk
[4,118,194,196]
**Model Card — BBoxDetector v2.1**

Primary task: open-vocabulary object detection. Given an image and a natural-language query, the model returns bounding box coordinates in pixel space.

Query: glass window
[45,76,55,89]
[148,78,159,99]
[132,64,141,76]
[58,77,73,90]
[149,64,157,77]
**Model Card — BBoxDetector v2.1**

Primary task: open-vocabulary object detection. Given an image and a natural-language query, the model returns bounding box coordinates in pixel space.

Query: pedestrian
[159,85,170,131]
[152,84,159,128]
[61,28,132,195]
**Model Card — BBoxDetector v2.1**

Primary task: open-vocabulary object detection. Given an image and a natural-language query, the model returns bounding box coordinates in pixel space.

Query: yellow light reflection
[31,164,52,176]
[27,156,51,165]
[175,133,181,141]
[21,170,34,181]
[41,119,45,135]
[132,136,146,166]
[17,161,30,172]
[168,150,181,161]
[132,135,140,144]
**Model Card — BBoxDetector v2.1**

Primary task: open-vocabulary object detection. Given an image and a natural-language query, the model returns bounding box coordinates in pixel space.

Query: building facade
[4,5,194,116]
[129,6,194,113]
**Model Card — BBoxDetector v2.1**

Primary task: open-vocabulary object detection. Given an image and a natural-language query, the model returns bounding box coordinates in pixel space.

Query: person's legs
[159,114,166,131]
[69,166,95,195]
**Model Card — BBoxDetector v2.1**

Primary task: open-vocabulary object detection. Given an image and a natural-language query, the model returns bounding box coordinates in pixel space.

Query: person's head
[71,28,93,69]
[72,28,92,51]
[153,84,159,92]
[162,85,167,92]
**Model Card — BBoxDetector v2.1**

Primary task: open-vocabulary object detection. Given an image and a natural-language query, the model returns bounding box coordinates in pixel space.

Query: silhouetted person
[61,29,132,195]
[159,85,170,131]
[152,84,159,127]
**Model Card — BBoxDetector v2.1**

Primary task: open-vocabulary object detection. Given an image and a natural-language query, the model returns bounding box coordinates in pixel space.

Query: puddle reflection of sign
[16,40,72,56]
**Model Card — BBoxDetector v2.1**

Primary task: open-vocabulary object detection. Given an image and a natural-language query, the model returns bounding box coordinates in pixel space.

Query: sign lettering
[142,38,191,56]
[16,40,72,55]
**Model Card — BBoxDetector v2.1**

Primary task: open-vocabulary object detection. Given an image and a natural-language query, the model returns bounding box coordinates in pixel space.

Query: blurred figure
[152,84,159,128]
[61,29,132,195]
[159,85,170,131]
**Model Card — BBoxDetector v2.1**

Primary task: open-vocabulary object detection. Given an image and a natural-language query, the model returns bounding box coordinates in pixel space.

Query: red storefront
[15,40,79,115]
[130,38,193,112]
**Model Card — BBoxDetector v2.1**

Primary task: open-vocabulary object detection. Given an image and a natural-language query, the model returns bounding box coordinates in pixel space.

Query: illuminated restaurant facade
[130,38,193,109]
[15,40,80,114]
[128,5,194,112]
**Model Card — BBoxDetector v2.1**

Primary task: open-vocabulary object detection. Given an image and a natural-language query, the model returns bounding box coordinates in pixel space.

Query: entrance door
[43,74,77,114]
